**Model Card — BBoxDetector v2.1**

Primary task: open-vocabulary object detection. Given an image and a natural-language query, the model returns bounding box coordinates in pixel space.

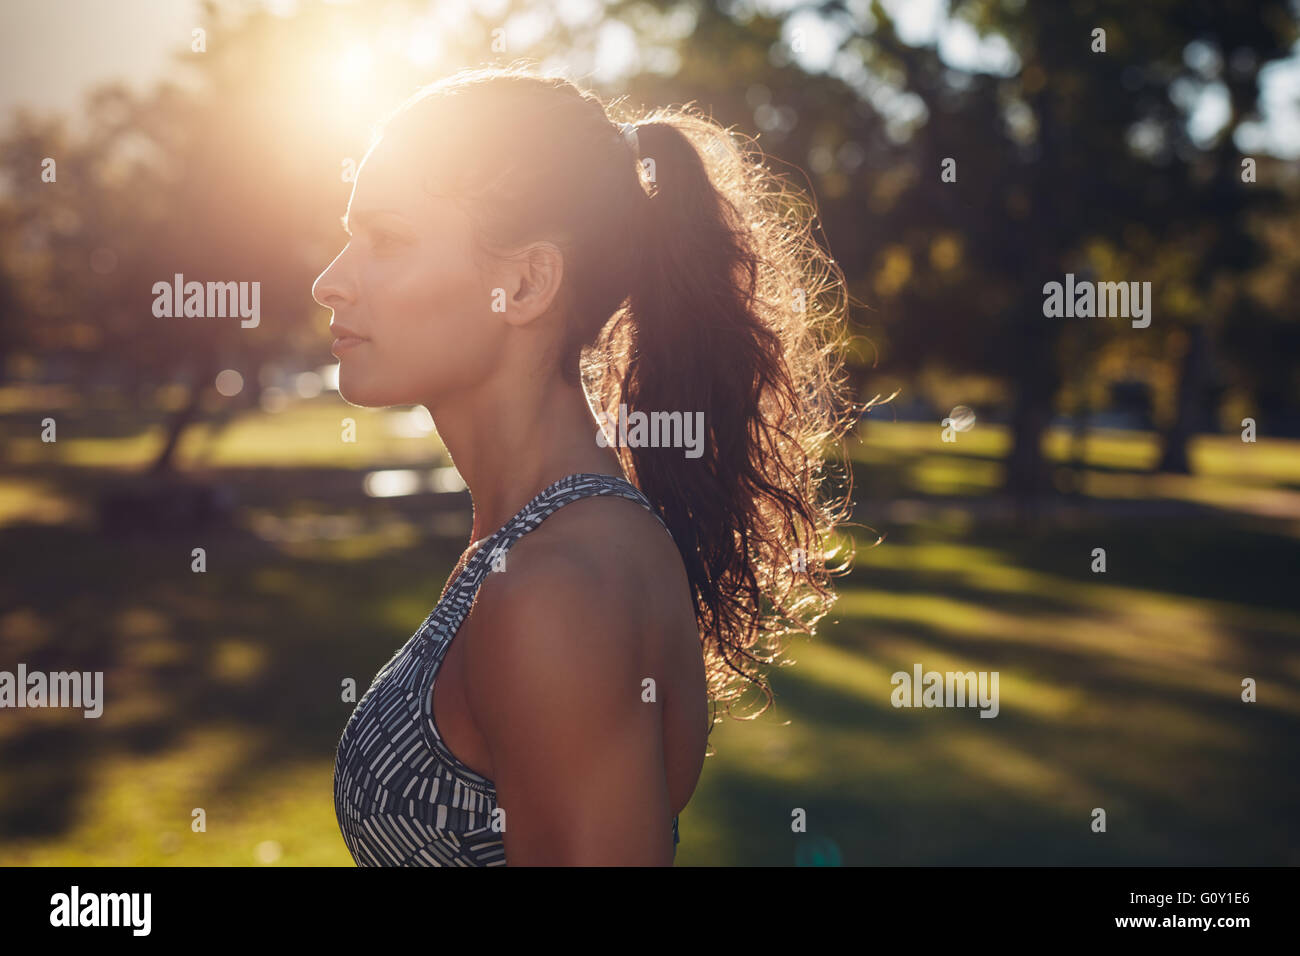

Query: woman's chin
[336,372,415,409]
[335,373,381,408]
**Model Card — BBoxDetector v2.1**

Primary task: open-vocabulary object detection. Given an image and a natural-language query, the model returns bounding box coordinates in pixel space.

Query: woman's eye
[370,231,400,251]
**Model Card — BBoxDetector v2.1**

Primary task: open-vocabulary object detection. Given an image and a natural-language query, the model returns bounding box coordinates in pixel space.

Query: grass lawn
[1,390,1298,865]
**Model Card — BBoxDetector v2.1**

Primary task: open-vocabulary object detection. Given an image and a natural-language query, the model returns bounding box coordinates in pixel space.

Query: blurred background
[1,0,1298,866]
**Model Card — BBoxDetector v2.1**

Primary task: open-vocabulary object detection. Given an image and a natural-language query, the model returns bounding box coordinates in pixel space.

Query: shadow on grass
[705,614,1300,864]
[0,483,471,846]
[705,509,1300,864]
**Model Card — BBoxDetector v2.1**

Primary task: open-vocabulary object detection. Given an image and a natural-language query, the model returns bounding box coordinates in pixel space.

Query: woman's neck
[427,372,626,547]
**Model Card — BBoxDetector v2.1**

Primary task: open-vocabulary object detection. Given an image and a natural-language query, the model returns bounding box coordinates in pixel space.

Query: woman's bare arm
[465,540,674,866]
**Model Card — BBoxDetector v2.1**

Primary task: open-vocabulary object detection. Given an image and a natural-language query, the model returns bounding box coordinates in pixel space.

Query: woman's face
[311,135,506,409]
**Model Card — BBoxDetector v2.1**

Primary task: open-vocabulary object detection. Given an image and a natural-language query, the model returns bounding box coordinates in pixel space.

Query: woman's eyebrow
[341,209,407,235]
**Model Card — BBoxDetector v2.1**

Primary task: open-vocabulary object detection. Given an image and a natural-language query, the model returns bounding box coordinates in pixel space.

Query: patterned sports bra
[333,472,681,865]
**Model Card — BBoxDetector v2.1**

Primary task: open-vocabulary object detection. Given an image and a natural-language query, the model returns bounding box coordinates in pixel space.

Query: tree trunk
[1155,324,1210,474]
[1003,394,1052,530]
[148,375,206,476]
[1001,312,1059,530]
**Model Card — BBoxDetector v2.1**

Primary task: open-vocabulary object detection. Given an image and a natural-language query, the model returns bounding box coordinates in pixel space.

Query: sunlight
[334,42,374,94]
[404,19,441,67]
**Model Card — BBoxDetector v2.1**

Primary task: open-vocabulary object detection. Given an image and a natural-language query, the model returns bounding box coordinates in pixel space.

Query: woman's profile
[313,63,858,866]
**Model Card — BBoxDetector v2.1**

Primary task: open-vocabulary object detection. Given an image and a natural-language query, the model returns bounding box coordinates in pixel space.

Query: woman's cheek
[359,259,417,335]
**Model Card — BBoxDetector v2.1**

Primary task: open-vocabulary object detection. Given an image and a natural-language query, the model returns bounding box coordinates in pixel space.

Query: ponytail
[586,107,860,728]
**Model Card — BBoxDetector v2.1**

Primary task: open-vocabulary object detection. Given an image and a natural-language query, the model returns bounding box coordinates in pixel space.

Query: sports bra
[333,472,681,865]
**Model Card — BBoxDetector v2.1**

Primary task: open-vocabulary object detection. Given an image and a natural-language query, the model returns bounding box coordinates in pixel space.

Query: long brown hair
[376,63,862,736]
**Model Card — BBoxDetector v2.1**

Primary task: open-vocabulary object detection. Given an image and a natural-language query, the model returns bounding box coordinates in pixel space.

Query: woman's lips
[331,335,368,356]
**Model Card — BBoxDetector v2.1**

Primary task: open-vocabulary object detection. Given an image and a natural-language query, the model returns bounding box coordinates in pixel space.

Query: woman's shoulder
[460,501,663,701]
[458,488,702,781]
[502,491,681,605]
[467,490,690,651]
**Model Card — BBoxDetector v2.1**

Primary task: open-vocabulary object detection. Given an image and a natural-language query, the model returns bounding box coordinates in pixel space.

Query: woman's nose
[311,253,353,309]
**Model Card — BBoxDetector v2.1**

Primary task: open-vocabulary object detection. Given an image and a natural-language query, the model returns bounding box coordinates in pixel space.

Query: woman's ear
[498,240,565,328]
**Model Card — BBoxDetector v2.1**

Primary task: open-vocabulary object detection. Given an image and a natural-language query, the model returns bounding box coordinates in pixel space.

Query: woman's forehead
[356,139,414,187]
[350,146,425,209]
[357,132,462,198]
[347,154,469,237]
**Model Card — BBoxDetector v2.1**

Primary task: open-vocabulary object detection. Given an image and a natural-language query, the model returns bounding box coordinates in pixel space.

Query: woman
[315,64,857,866]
